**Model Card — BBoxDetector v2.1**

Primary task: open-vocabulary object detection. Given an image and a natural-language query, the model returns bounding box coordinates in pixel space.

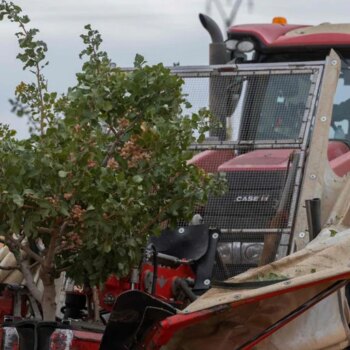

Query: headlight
[242,243,264,264]
[236,40,255,53]
[226,39,238,51]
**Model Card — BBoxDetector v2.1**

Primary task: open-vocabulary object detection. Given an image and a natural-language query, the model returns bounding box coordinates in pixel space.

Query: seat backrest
[149,224,209,261]
[149,225,220,292]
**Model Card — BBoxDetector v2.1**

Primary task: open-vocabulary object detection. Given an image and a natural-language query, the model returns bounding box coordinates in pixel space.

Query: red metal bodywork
[49,329,102,350]
[218,149,292,172]
[99,275,132,312]
[228,23,350,48]
[189,141,350,175]
[0,290,14,323]
[188,150,235,172]
[142,272,350,350]
[328,141,350,176]
[0,327,19,350]
[140,263,195,304]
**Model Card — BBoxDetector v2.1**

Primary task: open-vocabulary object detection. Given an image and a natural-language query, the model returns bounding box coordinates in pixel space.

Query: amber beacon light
[272,16,288,25]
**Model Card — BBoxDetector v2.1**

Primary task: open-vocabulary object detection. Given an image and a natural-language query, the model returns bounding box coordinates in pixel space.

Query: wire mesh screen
[173,65,323,279]
[177,68,317,144]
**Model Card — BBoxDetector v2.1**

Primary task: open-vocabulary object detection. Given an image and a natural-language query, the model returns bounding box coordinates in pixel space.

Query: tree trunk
[92,286,100,322]
[41,279,57,321]
[20,260,42,302]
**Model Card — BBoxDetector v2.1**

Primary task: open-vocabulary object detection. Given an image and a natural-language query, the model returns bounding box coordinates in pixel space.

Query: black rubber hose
[175,278,198,302]
[150,244,158,296]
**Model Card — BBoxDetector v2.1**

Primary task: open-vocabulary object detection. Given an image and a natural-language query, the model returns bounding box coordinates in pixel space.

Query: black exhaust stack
[199,13,227,64]
[199,14,228,140]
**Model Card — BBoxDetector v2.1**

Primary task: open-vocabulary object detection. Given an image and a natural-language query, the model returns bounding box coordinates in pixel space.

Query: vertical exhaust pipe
[199,14,227,64]
[199,14,228,140]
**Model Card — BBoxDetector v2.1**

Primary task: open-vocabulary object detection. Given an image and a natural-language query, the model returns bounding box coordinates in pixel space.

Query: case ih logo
[235,195,270,202]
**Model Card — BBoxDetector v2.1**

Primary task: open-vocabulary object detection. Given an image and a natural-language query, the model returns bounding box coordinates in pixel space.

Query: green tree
[0,2,225,320]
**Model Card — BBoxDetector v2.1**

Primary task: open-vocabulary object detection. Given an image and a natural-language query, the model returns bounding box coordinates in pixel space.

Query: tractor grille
[204,170,288,229]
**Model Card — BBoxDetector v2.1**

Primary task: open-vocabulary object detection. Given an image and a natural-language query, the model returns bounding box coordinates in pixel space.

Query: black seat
[149,224,220,292]
[149,224,210,261]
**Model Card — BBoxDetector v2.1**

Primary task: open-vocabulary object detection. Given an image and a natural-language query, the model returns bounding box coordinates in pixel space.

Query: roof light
[272,17,287,25]
[236,40,255,53]
[226,39,238,51]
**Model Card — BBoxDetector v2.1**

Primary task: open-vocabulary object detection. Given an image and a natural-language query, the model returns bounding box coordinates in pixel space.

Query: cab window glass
[330,69,350,144]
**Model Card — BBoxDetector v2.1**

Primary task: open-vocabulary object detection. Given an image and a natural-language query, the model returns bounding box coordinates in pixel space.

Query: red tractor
[3,14,350,350]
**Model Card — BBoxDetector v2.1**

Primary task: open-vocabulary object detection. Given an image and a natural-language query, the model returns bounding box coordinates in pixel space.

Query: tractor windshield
[241,73,312,141]
[211,71,314,143]
[330,68,350,146]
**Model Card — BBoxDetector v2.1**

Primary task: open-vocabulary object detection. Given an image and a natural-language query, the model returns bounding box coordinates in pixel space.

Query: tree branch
[36,227,54,235]
[19,259,42,303]
[20,243,44,263]
[138,198,180,236]
[102,117,141,167]
[5,236,44,264]
[44,221,68,272]
[0,265,19,271]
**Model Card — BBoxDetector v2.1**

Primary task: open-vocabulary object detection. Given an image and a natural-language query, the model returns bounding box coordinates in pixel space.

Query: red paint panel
[144,271,350,349]
[218,149,293,172]
[327,141,349,161]
[0,327,19,350]
[141,263,195,304]
[50,329,73,350]
[49,329,102,350]
[188,150,235,172]
[228,24,350,48]
[99,275,131,312]
[330,151,350,176]
[227,24,307,46]
[71,330,102,350]
[272,33,350,47]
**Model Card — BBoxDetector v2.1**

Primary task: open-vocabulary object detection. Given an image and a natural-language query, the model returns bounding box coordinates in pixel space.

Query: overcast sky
[1,0,350,137]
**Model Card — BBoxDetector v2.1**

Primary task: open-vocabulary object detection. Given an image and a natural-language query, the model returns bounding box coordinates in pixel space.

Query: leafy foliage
[0,1,226,317]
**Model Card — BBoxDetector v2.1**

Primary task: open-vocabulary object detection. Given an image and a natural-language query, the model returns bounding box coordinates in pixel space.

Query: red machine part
[140,274,350,350]
[188,150,235,172]
[0,289,14,323]
[49,329,102,350]
[0,327,19,350]
[328,141,350,176]
[218,149,293,172]
[227,24,307,47]
[189,142,350,175]
[227,23,350,48]
[99,275,131,312]
[140,263,195,304]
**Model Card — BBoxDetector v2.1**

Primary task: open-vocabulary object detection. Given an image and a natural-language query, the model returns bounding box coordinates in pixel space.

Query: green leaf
[58,170,68,178]
[12,194,24,207]
[102,101,113,112]
[59,204,69,216]
[330,229,337,237]
[134,54,146,68]
[103,243,111,253]
[132,175,143,184]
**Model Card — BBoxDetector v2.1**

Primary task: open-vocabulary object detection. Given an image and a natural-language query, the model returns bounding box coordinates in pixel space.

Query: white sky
[1,0,350,137]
